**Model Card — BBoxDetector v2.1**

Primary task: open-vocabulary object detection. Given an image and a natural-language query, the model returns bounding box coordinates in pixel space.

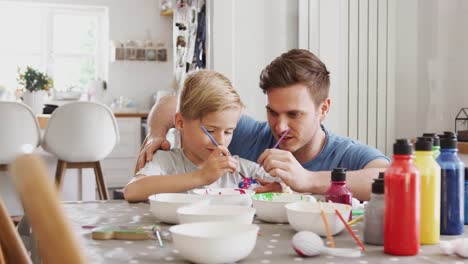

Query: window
[0,2,107,92]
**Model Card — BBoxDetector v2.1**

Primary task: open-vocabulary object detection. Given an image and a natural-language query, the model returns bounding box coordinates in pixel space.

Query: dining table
[60,200,467,264]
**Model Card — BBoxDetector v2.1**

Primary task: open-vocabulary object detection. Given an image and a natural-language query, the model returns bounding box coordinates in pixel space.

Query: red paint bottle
[384,139,420,256]
[325,168,353,220]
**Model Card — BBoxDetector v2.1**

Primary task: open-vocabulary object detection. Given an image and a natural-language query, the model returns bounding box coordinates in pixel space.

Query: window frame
[0,2,108,91]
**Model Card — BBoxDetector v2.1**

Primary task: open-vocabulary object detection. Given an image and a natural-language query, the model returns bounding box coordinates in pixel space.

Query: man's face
[266,83,329,161]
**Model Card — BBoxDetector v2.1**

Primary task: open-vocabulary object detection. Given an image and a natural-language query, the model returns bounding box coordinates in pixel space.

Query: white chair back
[42,102,119,162]
[0,102,40,164]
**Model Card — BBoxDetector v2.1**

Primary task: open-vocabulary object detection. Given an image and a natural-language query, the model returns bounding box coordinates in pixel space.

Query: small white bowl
[170,222,258,264]
[252,193,316,223]
[177,205,255,224]
[148,193,210,224]
[285,201,351,236]
[192,188,255,207]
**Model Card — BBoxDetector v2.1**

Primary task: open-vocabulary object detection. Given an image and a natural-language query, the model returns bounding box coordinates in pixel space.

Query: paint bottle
[422,133,440,159]
[384,139,420,256]
[414,137,440,244]
[325,168,353,205]
[437,132,465,235]
[465,167,468,225]
[363,172,384,245]
[325,168,353,220]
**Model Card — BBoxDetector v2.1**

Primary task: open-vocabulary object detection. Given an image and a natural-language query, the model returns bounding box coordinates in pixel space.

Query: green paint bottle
[423,133,440,159]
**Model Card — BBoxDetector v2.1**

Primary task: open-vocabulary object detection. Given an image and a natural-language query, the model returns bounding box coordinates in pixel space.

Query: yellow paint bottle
[414,137,441,245]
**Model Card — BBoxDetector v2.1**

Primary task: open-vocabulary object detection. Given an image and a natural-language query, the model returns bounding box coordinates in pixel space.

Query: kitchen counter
[37,112,149,129]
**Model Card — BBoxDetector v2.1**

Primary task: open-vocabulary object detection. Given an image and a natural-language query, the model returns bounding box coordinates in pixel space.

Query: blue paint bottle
[465,167,468,225]
[437,132,465,234]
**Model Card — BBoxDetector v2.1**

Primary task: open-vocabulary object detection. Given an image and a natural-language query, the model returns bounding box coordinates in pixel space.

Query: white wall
[210,0,298,121]
[395,0,468,138]
[1,0,172,214]
[12,0,174,111]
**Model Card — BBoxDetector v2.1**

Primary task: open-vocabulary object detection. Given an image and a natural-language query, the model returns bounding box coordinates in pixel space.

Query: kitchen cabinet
[101,117,142,189]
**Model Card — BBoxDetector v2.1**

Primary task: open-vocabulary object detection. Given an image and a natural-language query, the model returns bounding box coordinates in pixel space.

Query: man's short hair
[259,49,330,106]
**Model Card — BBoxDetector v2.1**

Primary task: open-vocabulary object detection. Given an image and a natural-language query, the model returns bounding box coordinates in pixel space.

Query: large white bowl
[177,205,255,224]
[148,193,210,224]
[252,193,316,223]
[170,222,258,264]
[192,188,255,206]
[285,201,351,236]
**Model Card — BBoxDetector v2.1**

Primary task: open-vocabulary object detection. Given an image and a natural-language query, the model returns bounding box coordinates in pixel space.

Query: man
[137,49,389,201]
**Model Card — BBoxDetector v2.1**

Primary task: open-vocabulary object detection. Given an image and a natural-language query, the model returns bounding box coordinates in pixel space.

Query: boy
[124,70,280,202]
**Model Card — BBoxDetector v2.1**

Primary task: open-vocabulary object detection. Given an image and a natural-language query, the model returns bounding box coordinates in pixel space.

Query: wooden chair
[0,196,30,264]
[9,154,86,264]
[41,102,119,200]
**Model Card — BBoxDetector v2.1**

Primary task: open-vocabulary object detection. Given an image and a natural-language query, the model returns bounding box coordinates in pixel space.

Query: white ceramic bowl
[148,193,210,224]
[170,222,259,264]
[192,188,255,206]
[252,193,316,223]
[285,201,351,236]
[177,205,255,224]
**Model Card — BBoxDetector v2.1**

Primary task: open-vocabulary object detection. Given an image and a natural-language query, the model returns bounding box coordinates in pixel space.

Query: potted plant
[17,66,53,114]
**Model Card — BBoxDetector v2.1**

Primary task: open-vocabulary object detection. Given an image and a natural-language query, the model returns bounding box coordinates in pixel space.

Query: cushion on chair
[42,102,119,162]
[0,102,41,163]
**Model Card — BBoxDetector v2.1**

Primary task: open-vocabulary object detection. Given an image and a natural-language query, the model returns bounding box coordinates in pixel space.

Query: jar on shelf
[156,42,167,61]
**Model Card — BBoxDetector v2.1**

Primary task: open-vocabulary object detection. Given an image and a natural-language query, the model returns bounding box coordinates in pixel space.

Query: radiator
[299,0,396,155]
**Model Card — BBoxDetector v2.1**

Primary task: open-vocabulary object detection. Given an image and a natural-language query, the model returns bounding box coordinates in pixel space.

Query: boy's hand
[254,178,282,193]
[198,146,238,185]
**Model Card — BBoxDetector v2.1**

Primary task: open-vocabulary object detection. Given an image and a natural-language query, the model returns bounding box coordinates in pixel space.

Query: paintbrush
[347,215,364,226]
[152,224,164,248]
[319,201,335,248]
[329,201,366,252]
[254,128,291,175]
[200,125,248,178]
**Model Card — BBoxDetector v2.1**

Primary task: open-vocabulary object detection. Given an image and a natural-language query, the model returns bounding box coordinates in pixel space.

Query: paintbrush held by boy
[124,70,282,202]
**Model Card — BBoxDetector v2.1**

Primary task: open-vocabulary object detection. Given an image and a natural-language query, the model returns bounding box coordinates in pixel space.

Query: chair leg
[93,162,108,200]
[0,243,5,264]
[0,198,29,263]
[55,160,67,189]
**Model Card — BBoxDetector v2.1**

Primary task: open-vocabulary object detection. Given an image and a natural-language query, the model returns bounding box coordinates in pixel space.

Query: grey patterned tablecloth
[63,200,467,264]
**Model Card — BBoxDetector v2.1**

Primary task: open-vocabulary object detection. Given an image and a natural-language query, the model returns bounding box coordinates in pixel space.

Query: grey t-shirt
[136,148,277,189]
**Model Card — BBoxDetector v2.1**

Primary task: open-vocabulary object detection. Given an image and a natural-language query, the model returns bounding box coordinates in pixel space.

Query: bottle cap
[443,131,456,138]
[415,137,433,151]
[331,168,346,181]
[440,132,457,149]
[372,174,384,194]
[422,133,440,147]
[378,172,384,179]
[393,139,413,155]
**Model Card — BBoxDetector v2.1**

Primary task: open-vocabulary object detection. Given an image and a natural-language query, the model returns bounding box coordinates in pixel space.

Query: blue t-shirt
[228,115,390,171]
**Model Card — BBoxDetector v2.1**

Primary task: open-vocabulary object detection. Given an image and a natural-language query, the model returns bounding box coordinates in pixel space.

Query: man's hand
[254,178,282,193]
[258,148,309,192]
[136,135,172,172]
[198,146,238,186]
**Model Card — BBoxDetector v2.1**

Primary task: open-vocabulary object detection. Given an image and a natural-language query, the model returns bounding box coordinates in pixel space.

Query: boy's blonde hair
[178,70,244,119]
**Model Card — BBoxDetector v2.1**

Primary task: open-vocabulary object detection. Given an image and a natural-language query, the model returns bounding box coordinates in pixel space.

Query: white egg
[292,231,324,257]
[454,238,468,258]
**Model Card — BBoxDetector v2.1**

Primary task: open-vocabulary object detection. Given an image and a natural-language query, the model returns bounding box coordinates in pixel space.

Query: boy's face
[266,83,329,162]
[176,107,241,165]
